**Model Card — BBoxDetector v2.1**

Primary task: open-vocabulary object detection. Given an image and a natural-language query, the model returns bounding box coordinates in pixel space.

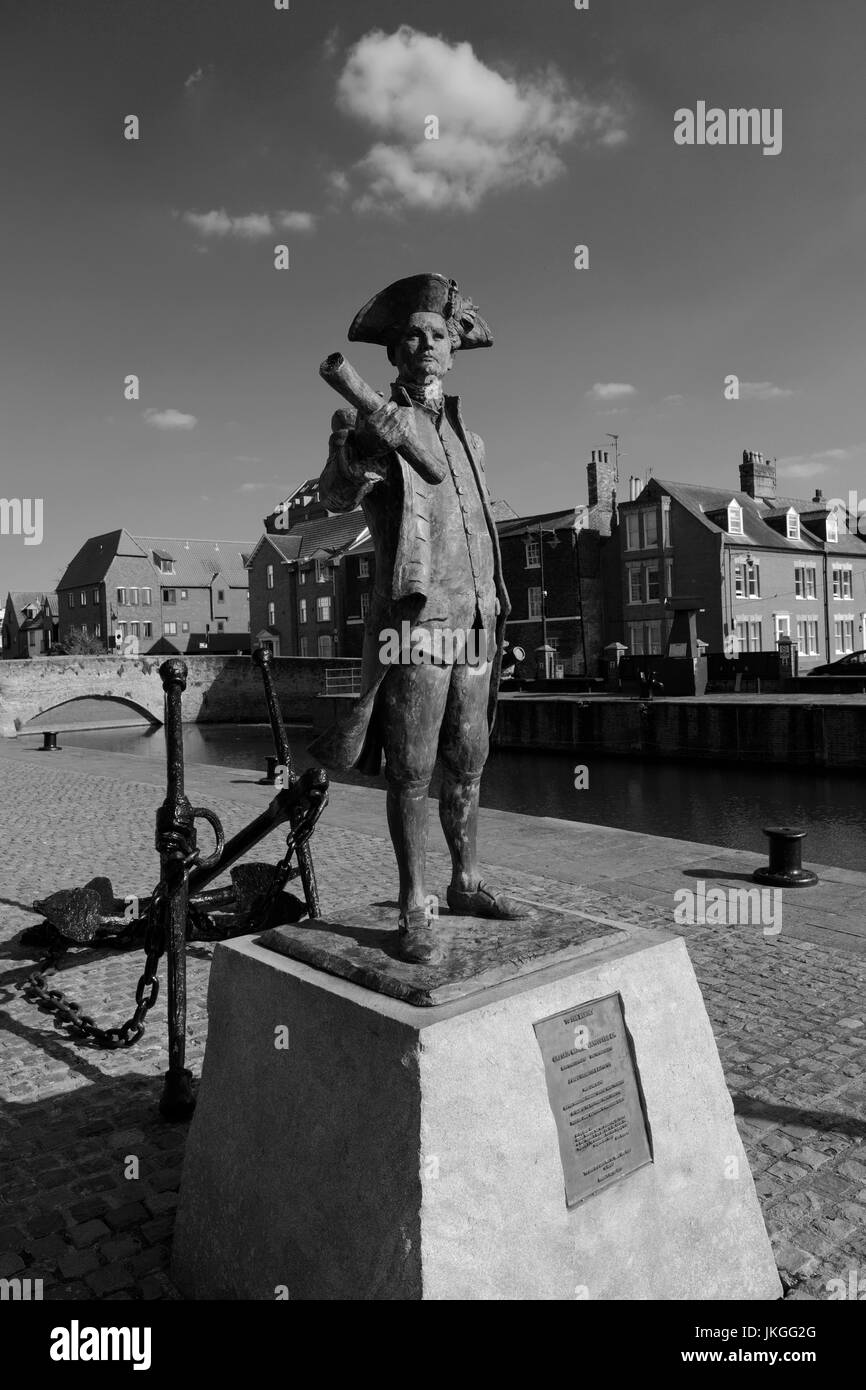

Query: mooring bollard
[753,826,819,888]
[259,755,279,786]
[39,731,61,751]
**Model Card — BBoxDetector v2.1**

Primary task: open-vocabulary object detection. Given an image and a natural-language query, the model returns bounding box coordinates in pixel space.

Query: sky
[3,0,866,592]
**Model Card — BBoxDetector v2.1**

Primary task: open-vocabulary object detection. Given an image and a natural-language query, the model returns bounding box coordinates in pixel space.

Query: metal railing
[324,667,362,697]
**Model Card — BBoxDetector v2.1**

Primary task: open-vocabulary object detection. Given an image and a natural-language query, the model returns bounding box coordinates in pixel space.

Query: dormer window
[827,513,838,543]
[727,501,744,536]
[786,509,800,541]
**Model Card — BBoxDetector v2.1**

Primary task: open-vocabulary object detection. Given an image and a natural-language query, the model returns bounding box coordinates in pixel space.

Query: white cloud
[181,208,316,240]
[143,408,197,430]
[335,26,627,213]
[276,210,316,232]
[738,381,795,401]
[184,67,205,90]
[776,446,860,479]
[323,26,341,61]
[587,382,636,402]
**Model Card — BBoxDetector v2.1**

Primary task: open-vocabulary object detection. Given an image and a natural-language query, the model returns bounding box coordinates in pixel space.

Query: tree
[63,627,105,655]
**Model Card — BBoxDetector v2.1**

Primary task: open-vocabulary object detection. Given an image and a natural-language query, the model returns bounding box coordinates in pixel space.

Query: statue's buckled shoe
[446,880,523,920]
[397,905,442,966]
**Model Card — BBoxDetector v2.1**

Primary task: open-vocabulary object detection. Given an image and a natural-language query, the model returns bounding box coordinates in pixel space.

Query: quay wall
[492,696,866,770]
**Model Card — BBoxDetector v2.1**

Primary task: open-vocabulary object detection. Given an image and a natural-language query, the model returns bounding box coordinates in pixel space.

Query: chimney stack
[813,488,824,503]
[739,448,777,500]
[587,447,616,536]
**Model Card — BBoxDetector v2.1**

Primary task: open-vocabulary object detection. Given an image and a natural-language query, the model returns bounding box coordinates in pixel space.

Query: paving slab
[1,738,866,1301]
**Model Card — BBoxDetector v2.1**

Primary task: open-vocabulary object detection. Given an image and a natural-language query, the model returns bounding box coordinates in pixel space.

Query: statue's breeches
[379,658,493,792]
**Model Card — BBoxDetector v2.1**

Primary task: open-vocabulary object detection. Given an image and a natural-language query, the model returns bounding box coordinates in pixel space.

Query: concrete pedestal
[172,920,781,1300]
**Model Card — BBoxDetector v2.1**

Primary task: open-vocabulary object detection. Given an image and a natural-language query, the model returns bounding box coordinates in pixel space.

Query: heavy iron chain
[22,870,185,1050]
[20,796,324,1049]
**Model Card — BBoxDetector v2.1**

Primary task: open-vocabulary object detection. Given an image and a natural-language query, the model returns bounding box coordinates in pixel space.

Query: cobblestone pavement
[1,746,865,1301]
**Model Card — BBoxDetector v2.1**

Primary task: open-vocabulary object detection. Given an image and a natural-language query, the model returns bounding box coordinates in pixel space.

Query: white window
[528,587,543,619]
[794,565,817,600]
[92,589,99,604]
[164,621,177,635]
[662,499,671,548]
[80,592,87,606]
[627,620,663,655]
[728,502,744,536]
[316,595,331,622]
[734,559,760,598]
[832,566,853,600]
[80,623,88,637]
[266,565,274,590]
[642,510,658,548]
[827,514,839,543]
[525,537,541,568]
[299,568,306,585]
[665,559,673,598]
[299,636,309,657]
[67,593,74,609]
[360,592,370,620]
[627,565,643,605]
[268,602,276,627]
[128,588,139,605]
[646,564,660,602]
[786,509,800,540]
[359,557,370,578]
[835,616,855,654]
[797,616,816,656]
[315,560,330,584]
[773,614,790,643]
[318,635,333,658]
[129,621,140,637]
[625,513,640,551]
[182,622,189,632]
[94,623,101,638]
[299,599,307,624]
[734,617,763,652]
[143,622,153,638]
[116,588,126,605]
[142,587,152,605]
[158,557,174,574]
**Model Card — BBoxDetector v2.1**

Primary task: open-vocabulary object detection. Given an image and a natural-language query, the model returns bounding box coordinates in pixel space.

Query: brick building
[496,449,621,676]
[614,451,866,667]
[2,591,59,658]
[247,481,371,657]
[56,531,252,655]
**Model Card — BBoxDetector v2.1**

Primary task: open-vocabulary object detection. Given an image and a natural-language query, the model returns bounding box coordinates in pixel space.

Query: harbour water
[45,722,866,871]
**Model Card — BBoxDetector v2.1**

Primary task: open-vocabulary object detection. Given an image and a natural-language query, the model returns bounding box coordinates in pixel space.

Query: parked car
[805,651,866,676]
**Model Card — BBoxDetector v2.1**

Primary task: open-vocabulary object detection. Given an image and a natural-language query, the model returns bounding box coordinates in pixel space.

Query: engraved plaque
[534,992,652,1208]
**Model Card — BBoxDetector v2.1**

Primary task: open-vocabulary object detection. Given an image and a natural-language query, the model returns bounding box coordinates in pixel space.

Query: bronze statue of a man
[310,273,521,964]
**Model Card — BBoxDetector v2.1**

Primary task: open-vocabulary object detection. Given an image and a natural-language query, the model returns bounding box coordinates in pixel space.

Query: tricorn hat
[347,273,493,351]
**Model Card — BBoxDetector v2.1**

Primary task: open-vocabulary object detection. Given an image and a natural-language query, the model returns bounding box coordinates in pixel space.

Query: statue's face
[391,311,453,383]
